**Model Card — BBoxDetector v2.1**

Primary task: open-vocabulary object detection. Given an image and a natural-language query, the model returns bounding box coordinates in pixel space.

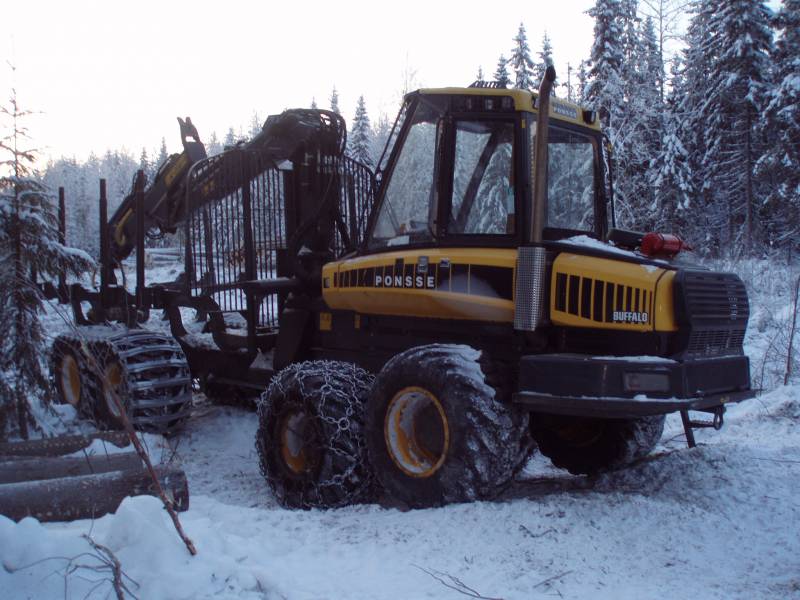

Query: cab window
[448,120,515,235]
[369,101,441,248]
[545,127,597,232]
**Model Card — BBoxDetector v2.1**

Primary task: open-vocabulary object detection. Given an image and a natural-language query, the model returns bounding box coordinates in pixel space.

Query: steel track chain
[51,326,192,433]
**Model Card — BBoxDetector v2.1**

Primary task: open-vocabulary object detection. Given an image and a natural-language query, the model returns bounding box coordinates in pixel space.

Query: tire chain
[51,326,192,433]
[256,360,376,508]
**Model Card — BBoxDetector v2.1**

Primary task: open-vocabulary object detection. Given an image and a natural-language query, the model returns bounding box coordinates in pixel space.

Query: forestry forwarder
[46,67,753,509]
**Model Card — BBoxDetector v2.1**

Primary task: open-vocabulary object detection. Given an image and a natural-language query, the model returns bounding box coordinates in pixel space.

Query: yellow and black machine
[48,67,752,509]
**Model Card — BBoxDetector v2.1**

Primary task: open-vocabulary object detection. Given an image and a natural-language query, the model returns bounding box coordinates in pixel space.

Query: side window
[546,128,597,231]
[448,120,515,235]
[370,103,440,247]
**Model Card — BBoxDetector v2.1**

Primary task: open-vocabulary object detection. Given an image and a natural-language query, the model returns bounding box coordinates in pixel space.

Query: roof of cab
[415,86,601,131]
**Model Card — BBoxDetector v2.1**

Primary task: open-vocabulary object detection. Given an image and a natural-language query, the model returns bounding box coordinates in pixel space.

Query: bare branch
[77,346,197,556]
[81,534,132,600]
[414,565,504,600]
[785,275,800,385]
[4,534,140,600]
[532,570,574,589]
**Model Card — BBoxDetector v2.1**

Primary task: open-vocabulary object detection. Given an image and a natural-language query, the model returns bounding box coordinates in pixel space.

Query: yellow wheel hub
[280,411,311,474]
[384,386,449,478]
[102,362,124,418]
[59,353,81,407]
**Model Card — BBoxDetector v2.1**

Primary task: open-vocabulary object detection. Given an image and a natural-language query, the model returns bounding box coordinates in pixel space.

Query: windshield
[369,101,442,248]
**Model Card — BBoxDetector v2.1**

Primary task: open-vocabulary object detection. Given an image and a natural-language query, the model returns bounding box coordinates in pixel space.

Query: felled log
[0,465,189,522]
[0,452,143,484]
[0,432,131,458]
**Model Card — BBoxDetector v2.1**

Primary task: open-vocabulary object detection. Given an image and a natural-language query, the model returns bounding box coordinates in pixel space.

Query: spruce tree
[476,66,484,81]
[348,95,373,168]
[651,58,693,232]
[0,83,93,439]
[586,0,631,221]
[205,131,223,157]
[329,86,340,115]
[756,0,800,251]
[625,13,665,229]
[678,2,715,248]
[700,0,773,252]
[139,147,152,182]
[494,54,511,88]
[509,23,535,89]
[534,32,556,90]
[585,0,625,128]
[371,113,391,168]
[619,0,641,99]
[577,60,589,104]
[223,127,237,149]
[156,137,168,168]
[42,158,90,253]
[639,0,689,101]
[311,97,318,110]
[639,16,663,108]
[248,111,262,139]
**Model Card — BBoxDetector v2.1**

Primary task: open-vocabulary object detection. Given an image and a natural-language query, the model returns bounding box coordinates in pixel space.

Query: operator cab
[366,87,608,253]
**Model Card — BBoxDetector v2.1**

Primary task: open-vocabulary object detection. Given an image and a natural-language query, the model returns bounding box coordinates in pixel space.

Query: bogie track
[51,327,192,433]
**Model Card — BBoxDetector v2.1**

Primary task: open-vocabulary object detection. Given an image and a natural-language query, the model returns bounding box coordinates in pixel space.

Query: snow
[7,256,800,599]
[2,388,799,599]
[591,355,676,363]
[561,235,670,267]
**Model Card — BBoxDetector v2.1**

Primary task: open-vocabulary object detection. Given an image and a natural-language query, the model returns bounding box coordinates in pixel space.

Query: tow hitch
[680,405,725,448]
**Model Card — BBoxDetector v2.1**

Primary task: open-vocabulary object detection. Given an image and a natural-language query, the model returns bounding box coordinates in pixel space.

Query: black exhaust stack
[530,64,556,244]
[515,65,556,333]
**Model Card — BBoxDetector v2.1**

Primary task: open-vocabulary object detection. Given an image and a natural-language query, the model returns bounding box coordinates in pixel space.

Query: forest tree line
[43,0,799,259]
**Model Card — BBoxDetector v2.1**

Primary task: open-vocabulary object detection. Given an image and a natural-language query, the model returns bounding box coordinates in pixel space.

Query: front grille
[553,272,653,324]
[679,271,749,325]
[686,329,747,357]
[675,270,749,358]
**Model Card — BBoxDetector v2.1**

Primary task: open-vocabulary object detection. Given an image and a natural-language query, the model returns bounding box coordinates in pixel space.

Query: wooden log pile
[0,433,189,522]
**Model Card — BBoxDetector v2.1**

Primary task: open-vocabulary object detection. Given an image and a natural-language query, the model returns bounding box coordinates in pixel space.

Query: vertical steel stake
[58,187,67,301]
[240,153,257,354]
[99,179,109,314]
[135,170,146,310]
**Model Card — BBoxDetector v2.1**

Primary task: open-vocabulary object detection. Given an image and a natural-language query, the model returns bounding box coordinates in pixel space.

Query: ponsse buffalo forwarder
[46,67,753,508]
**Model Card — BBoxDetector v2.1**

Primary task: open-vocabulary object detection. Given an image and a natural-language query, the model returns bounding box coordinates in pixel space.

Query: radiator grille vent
[676,270,749,358]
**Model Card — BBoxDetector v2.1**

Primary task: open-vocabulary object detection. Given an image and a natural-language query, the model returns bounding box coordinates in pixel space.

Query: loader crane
[48,68,754,509]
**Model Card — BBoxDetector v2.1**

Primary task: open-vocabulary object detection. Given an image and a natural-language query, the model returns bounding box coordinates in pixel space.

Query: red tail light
[640,232,692,258]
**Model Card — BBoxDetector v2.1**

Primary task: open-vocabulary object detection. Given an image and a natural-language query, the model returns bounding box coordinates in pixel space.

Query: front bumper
[513,353,753,419]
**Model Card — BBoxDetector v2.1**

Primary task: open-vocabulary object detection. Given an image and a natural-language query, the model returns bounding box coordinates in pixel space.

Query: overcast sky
[0,0,780,165]
[1,0,604,163]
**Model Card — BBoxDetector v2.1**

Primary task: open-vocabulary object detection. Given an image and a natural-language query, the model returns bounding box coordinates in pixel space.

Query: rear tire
[530,414,665,475]
[256,361,375,509]
[86,329,192,433]
[366,344,532,508]
[51,337,91,418]
[92,357,128,430]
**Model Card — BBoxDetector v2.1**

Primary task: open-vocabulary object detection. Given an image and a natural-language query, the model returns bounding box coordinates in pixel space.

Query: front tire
[256,361,375,509]
[530,414,666,475]
[366,344,532,508]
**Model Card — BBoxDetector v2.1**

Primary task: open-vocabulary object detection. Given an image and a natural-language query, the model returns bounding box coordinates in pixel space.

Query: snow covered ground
[3,392,799,600]
[2,255,800,599]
